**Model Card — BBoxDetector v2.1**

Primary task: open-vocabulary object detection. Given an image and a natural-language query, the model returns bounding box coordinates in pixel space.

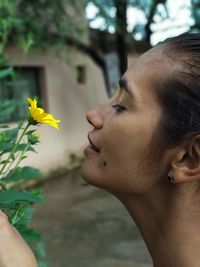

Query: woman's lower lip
[84,145,100,155]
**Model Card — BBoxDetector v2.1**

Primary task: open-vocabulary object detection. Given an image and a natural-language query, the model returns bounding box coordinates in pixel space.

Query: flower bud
[27,133,40,145]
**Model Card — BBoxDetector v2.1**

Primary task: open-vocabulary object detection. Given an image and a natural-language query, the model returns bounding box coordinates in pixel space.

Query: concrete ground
[31,167,153,267]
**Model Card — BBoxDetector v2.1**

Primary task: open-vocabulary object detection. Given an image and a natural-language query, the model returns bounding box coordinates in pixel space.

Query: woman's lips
[84,145,100,155]
[87,134,100,153]
[84,133,100,156]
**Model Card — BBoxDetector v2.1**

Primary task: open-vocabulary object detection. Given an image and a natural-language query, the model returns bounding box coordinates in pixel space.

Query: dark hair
[155,33,200,149]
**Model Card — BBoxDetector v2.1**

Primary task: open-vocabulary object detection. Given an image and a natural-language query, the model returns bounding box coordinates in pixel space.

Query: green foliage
[0,100,19,122]
[0,2,70,263]
[0,120,47,266]
[0,190,43,206]
[0,87,47,265]
[0,67,13,78]
[3,166,42,183]
[0,0,86,54]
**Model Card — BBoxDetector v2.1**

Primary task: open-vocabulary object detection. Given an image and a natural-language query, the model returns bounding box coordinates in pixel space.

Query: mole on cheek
[103,160,107,166]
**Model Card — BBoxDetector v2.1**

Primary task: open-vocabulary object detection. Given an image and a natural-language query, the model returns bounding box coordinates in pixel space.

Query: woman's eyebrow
[118,78,134,98]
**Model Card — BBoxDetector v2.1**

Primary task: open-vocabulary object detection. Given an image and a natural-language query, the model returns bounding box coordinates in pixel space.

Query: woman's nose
[86,107,104,129]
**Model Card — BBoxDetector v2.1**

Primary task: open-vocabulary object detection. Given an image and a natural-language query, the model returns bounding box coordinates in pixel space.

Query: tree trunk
[114,0,128,76]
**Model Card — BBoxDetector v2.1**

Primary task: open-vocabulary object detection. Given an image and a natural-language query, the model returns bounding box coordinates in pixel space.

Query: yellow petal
[27,97,37,109]
[33,108,45,120]
[27,97,60,129]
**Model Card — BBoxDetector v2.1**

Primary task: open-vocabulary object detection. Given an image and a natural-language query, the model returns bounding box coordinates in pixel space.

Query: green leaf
[0,143,13,152]
[1,202,23,211]
[0,105,15,118]
[0,159,12,164]
[0,190,44,205]
[15,144,36,153]
[31,188,44,197]
[3,166,42,182]
[36,242,46,258]
[17,226,42,243]
[1,127,18,142]
[0,125,9,128]
[0,100,25,121]
[38,261,48,267]
[0,67,13,79]
[17,207,34,226]
[10,202,26,225]
[0,143,36,153]
[25,130,36,136]
[11,205,35,226]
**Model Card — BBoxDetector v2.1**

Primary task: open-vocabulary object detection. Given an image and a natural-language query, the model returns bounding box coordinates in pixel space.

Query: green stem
[13,142,30,170]
[3,142,30,181]
[3,151,20,178]
[0,123,30,176]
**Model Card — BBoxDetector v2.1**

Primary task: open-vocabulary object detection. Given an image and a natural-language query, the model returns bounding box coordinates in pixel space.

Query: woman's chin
[81,161,96,184]
[81,161,104,188]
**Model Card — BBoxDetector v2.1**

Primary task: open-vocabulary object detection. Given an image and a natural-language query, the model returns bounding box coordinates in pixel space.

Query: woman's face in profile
[81,46,170,194]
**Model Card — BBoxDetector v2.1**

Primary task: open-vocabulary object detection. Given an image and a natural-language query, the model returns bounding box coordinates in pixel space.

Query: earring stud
[167,174,175,183]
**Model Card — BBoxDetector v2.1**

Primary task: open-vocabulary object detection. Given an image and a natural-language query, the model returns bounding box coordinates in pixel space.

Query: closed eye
[112,104,127,113]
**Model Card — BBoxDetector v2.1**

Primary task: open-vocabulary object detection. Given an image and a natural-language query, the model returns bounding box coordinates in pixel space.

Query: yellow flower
[27,97,60,130]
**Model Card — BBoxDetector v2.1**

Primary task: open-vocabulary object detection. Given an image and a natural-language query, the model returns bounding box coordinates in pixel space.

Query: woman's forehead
[120,47,173,111]
[130,46,165,70]
[125,47,171,89]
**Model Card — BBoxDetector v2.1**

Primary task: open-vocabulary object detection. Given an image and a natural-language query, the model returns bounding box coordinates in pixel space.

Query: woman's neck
[115,180,200,267]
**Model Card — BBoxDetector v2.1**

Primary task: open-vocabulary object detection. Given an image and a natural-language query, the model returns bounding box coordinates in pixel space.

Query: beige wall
[6,47,108,175]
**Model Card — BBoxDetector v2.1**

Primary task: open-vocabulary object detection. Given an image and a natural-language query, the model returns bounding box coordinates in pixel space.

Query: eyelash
[112,104,127,113]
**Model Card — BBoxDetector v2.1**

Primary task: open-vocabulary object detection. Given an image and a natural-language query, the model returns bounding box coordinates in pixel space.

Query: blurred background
[0,0,198,266]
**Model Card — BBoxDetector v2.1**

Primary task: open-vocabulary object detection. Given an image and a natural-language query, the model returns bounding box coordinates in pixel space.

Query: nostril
[86,113,93,125]
[86,117,91,124]
[86,109,103,129]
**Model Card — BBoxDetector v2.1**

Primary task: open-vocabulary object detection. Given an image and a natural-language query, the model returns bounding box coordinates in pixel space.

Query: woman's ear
[169,135,200,184]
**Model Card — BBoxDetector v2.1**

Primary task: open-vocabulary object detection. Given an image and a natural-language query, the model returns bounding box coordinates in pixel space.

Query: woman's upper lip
[88,133,100,153]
